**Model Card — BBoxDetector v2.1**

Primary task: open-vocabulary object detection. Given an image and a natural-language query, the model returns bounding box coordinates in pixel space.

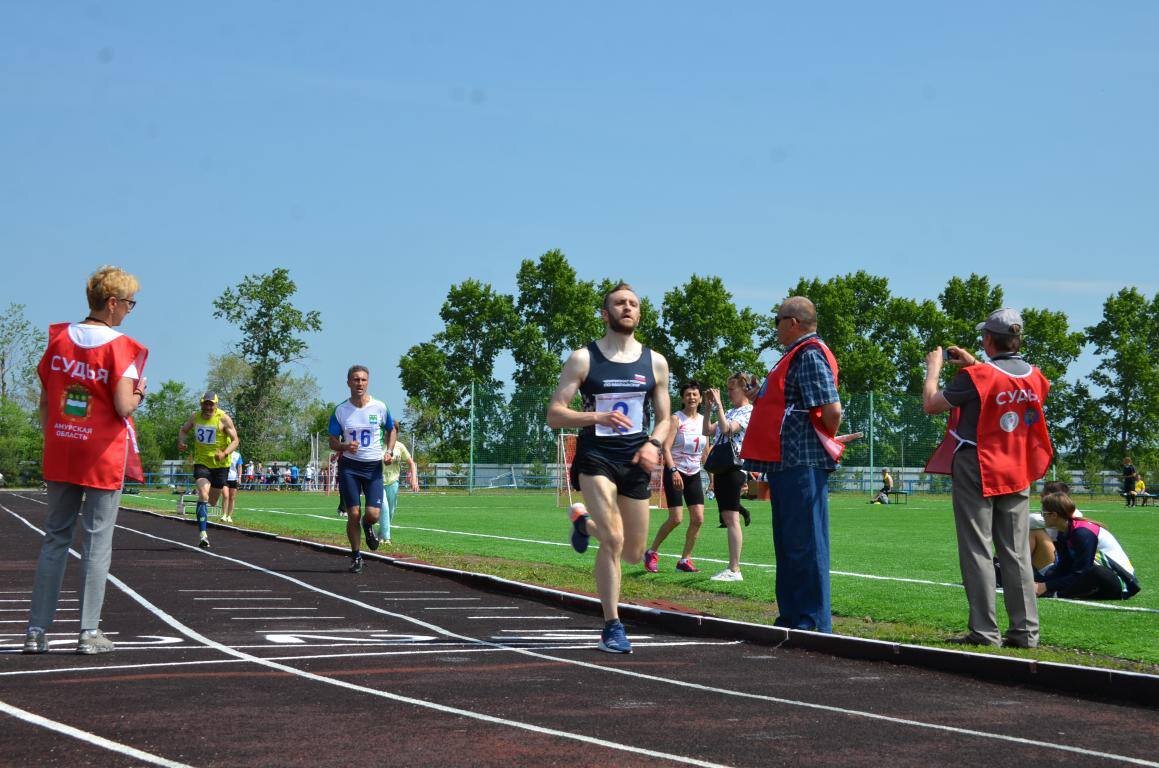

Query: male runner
[547,282,670,653]
[178,392,240,548]
[328,365,396,573]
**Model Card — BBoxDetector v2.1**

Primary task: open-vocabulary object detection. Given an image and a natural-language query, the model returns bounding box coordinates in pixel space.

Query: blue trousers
[768,466,832,633]
[378,481,399,540]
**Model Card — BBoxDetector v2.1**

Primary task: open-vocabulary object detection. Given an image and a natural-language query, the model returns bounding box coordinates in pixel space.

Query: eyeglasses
[775,314,795,325]
[117,297,137,311]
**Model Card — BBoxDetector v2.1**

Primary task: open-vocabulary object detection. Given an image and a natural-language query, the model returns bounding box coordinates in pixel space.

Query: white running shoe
[710,569,743,582]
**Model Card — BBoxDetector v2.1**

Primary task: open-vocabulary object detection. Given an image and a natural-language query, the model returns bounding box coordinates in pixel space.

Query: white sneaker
[710,569,743,582]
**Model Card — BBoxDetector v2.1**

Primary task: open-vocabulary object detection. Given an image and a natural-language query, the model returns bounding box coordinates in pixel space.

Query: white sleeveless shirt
[671,410,706,474]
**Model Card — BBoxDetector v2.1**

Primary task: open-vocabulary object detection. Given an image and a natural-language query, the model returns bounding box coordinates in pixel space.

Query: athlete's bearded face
[603,290,640,334]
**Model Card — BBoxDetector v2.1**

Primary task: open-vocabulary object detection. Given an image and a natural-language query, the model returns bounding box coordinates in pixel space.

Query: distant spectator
[1121,456,1138,505]
[1125,475,1146,507]
[1036,492,1141,600]
[870,468,893,505]
[290,464,300,486]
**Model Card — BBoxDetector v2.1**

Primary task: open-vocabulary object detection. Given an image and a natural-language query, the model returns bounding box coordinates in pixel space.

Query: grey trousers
[27,482,122,632]
[951,449,1039,646]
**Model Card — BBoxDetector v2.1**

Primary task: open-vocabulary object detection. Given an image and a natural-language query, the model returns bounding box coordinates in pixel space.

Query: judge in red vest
[23,266,148,656]
[922,308,1051,649]
[741,296,854,633]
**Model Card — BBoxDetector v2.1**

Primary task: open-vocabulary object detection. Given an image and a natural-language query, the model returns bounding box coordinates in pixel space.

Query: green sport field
[120,488,1159,671]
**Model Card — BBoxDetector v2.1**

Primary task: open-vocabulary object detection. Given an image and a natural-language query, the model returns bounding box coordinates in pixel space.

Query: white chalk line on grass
[18,492,1159,617]
[55,506,1159,767]
[6,500,1158,766]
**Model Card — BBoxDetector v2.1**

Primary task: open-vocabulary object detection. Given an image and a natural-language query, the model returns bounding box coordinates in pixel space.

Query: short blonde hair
[86,266,140,311]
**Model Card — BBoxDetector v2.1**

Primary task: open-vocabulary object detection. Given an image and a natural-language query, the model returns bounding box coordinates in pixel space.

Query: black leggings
[712,469,746,511]
[1055,564,1124,600]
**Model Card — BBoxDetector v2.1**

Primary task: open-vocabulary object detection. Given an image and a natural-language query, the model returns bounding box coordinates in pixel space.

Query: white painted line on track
[467,616,570,620]
[425,606,519,611]
[360,590,450,594]
[180,589,274,593]
[0,699,194,768]
[193,597,292,601]
[6,500,1158,766]
[380,597,479,601]
[229,616,345,621]
[0,618,78,624]
[108,518,1159,767]
[212,607,318,611]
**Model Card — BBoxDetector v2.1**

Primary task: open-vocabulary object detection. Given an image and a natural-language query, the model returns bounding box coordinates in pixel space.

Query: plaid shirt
[743,332,841,475]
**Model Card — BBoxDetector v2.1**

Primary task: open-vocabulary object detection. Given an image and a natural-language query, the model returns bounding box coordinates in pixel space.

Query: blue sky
[3,2,1156,418]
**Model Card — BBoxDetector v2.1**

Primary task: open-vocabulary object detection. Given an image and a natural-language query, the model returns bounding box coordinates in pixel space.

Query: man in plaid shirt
[743,296,845,633]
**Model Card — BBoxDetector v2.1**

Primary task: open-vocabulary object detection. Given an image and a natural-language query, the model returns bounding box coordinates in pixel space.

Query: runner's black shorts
[571,450,651,500]
[337,456,385,509]
[662,468,705,507]
[194,465,229,489]
[225,480,239,490]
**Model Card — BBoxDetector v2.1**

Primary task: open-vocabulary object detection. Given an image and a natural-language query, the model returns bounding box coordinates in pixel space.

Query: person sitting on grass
[1035,492,1141,600]
[869,468,893,505]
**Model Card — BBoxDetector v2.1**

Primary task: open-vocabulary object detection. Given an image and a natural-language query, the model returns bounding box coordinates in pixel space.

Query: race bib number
[594,391,645,437]
[681,434,704,455]
[195,426,218,445]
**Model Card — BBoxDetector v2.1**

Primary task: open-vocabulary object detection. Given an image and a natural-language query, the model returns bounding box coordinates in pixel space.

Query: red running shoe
[676,558,698,572]
[643,549,659,573]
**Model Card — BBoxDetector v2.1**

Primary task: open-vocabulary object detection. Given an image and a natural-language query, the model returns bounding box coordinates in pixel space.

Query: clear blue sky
[3,2,1156,416]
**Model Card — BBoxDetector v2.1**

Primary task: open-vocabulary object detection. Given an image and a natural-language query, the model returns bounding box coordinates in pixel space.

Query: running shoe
[363,520,380,551]
[709,568,743,582]
[598,620,632,654]
[675,558,698,572]
[23,628,47,654]
[568,503,590,554]
[349,554,363,574]
[740,504,751,527]
[643,549,659,573]
[76,629,115,655]
[198,531,210,549]
[337,504,347,517]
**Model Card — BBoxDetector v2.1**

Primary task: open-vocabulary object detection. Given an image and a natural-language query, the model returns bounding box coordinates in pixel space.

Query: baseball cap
[976,308,1023,335]
[200,391,219,404]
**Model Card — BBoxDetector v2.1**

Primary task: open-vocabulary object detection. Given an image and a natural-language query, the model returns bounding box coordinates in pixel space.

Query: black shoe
[348,555,363,574]
[718,514,726,529]
[740,505,751,527]
[363,520,380,551]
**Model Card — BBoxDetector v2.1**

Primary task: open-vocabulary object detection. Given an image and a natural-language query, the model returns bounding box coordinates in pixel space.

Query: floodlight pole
[468,380,476,495]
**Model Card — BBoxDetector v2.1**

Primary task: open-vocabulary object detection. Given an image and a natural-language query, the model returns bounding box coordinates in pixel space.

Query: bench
[887,490,909,505]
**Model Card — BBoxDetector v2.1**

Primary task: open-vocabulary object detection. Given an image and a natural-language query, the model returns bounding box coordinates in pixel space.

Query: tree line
[1,257,1155,484]
[398,249,1158,475]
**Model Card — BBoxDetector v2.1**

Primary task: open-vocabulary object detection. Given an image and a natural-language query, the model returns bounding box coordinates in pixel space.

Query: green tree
[1086,288,1159,461]
[132,380,197,475]
[0,303,46,408]
[212,268,322,461]
[653,274,761,391]
[0,398,41,483]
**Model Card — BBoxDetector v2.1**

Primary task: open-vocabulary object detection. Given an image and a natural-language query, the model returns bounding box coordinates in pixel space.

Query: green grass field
[120,487,1159,671]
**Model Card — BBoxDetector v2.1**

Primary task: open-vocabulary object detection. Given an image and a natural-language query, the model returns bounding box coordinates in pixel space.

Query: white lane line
[192,597,292,601]
[179,589,274,593]
[0,699,193,768]
[426,606,519,611]
[108,520,1159,768]
[0,608,76,613]
[360,590,450,594]
[381,598,479,601]
[467,616,570,620]
[0,619,78,624]
[229,617,345,621]
[0,599,77,603]
[210,611,319,616]
[8,502,1158,766]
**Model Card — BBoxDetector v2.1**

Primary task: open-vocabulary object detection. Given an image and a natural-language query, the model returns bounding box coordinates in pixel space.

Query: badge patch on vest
[999,411,1020,433]
[61,385,92,420]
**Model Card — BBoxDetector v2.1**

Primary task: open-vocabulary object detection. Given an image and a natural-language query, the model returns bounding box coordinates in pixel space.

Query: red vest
[740,337,845,463]
[38,323,148,490]
[924,362,1052,496]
